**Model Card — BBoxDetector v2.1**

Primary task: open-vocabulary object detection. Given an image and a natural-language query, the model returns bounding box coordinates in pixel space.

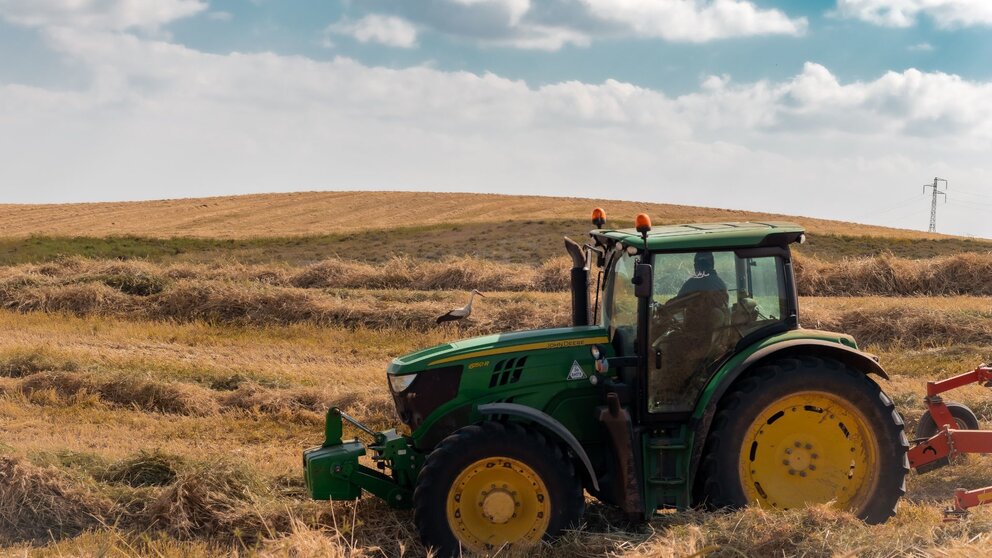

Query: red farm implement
[908,364,992,519]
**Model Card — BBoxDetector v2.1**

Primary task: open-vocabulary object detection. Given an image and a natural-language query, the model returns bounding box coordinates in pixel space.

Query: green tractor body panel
[389,325,610,450]
[301,218,893,522]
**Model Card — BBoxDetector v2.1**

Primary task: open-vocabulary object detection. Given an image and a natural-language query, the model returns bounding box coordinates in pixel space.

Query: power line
[952,188,992,202]
[923,177,948,232]
[853,193,923,221]
[877,195,924,216]
[948,197,992,210]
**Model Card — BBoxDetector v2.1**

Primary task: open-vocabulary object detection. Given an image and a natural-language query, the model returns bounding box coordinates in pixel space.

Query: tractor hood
[387,325,609,439]
[388,325,608,376]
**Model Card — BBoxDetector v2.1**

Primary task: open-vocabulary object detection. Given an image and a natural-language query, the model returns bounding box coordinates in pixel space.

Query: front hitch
[302,408,421,508]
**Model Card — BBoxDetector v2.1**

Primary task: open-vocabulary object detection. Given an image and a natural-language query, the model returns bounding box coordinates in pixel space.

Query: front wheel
[698,357,909,523]
[413,422,584,557]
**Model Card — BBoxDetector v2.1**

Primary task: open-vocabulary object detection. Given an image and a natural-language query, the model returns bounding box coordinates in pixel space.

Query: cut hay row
[0,278,571,333]
[794,252,992,296]
[10,251,992,298]
[1,369,396,426]
[2,255,572,294]
[801,302,992,348]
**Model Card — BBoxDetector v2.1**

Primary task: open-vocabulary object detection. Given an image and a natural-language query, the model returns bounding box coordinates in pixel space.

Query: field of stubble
[2,192,992,557]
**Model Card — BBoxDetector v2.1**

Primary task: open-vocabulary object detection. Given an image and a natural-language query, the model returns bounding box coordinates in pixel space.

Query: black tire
[915,402,980,438]
[413,421,585,557]
[914,402,980,471]
[698,356,909,524]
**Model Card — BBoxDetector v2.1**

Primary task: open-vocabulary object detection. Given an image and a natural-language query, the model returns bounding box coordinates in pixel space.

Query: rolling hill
[0,190,964,239]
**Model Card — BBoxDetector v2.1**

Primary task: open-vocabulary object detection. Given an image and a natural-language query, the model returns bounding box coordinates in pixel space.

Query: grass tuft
[0,456,113,544]
[19,372,221,416]
[141,459,273,542]
[0,346,76,377]
[100,450,184,488]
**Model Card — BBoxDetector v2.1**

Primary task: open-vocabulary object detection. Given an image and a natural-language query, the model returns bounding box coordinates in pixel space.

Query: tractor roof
[594,221,804,251]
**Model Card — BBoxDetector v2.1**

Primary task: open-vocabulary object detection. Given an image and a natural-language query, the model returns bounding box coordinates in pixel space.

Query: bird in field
[436,289,486,324]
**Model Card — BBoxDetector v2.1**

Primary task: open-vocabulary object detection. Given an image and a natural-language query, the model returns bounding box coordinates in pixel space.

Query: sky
[1,1,992,236]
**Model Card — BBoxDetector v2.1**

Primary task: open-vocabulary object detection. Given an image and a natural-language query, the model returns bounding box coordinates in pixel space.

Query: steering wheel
[650,292,708,350]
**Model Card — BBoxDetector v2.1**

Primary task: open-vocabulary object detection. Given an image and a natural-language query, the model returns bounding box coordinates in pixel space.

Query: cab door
[646,249,791,415]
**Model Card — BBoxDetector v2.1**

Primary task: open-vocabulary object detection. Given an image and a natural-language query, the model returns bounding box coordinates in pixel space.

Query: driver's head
[694,251,715,273]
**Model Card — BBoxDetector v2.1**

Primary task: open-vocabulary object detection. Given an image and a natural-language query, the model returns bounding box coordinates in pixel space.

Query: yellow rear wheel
[739,391,879,511]
[699,357,908,523]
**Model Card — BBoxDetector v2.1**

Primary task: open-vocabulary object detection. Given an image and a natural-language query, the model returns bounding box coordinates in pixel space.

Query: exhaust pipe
[564,237,588,327]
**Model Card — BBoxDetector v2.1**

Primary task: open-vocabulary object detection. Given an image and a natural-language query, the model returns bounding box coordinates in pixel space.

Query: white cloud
[681,63,992,142]
[908,42,934,51]
[364,0,806,51]
[0,0,207,31]
[357,0,591,50]
[580,0,807,42]
[327,14,419,48]
[834,0,992,28]
[3,28,992,235]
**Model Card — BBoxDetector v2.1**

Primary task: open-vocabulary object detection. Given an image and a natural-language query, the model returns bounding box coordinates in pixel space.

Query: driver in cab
[676,252,727,304]
[650,251,730,409]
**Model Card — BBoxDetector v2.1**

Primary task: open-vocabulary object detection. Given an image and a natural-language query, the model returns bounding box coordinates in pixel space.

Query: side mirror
[632,263,652,298]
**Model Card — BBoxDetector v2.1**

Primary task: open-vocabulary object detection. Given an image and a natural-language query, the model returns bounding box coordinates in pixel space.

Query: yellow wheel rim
[446,457,551,553]
[739,391,880,512]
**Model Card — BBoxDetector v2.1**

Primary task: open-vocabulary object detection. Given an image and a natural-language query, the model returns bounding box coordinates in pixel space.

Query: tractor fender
[688,339,888,489]
[477,402,600,492]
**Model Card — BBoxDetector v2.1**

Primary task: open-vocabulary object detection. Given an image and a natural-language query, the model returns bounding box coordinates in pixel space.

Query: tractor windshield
[648,250,788,412]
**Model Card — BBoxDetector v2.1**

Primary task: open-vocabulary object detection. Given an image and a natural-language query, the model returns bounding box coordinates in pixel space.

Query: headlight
[389,374,417,393]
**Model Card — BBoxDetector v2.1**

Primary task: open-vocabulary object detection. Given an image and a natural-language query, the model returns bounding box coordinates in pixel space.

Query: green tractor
[303,210,908,555]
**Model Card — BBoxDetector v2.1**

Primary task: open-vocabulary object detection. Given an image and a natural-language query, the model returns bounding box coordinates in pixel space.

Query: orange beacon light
[634,213,652,234]
[591,208,606,228]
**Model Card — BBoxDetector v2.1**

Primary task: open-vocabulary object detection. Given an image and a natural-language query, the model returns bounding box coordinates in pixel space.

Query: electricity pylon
[923,177,948,233]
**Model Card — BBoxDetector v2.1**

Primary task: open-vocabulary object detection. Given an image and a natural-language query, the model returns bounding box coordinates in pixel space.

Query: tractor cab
[561,212,831,515]
[589,216,802,416]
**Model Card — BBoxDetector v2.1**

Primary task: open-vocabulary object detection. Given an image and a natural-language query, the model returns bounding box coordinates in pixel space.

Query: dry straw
[794,252,992,296]
[6,366,397,427]
[7,252,992,310]
[0,456,114,544]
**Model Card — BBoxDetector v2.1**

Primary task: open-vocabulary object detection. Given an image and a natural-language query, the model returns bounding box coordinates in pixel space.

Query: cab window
[604,250,638,357]
[648,250,788,413]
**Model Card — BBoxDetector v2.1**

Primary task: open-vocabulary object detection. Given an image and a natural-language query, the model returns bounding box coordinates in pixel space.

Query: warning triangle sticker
[567,360,587,380]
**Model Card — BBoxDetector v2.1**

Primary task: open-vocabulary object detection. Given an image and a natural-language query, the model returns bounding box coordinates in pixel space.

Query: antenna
[923,177,948,233]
